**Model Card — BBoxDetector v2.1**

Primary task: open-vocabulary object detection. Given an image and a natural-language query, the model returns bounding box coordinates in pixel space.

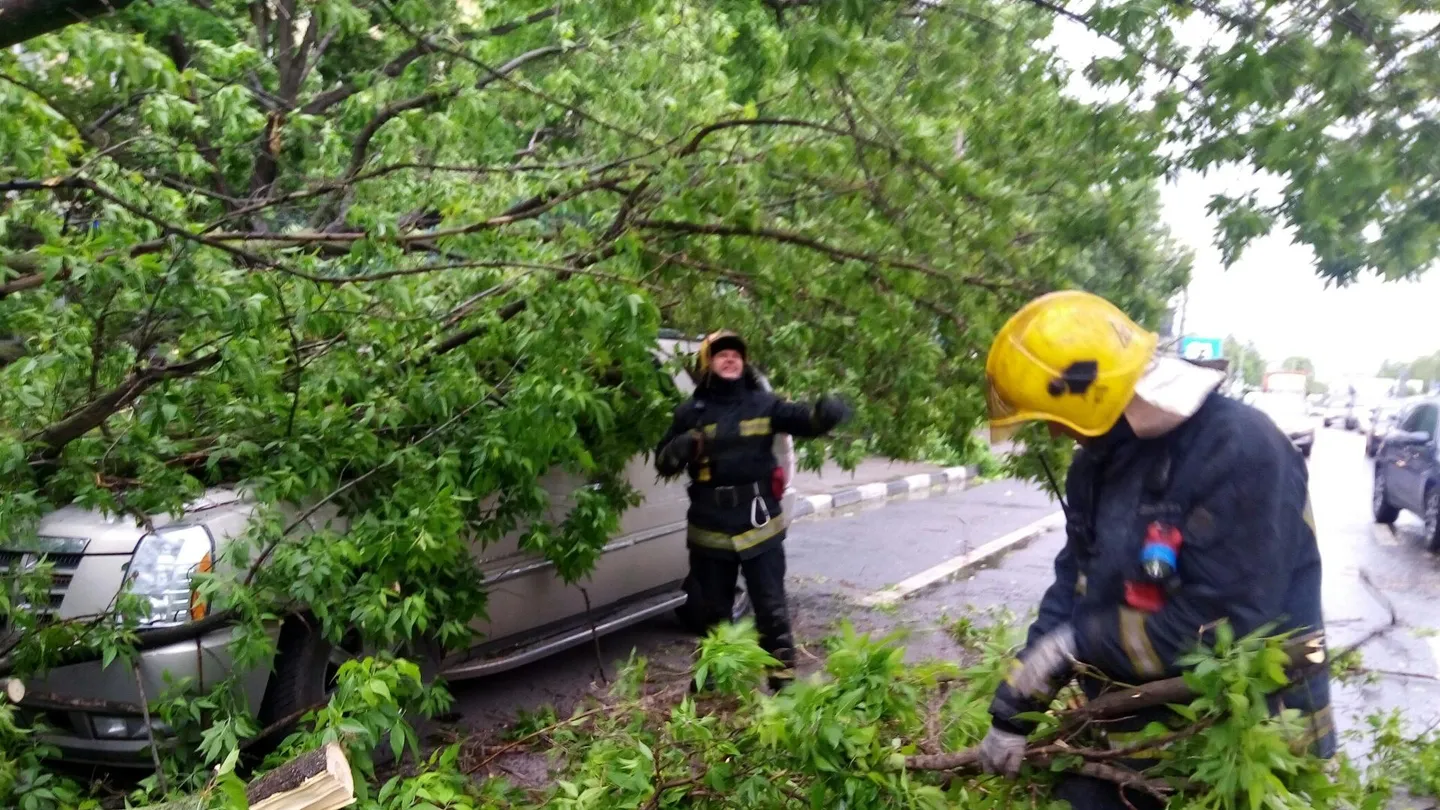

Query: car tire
[254,615,348,743]
[253,616,441,759]
[675,575,754,635]
[1425,487,1440,552]
[1373,471,1400,525]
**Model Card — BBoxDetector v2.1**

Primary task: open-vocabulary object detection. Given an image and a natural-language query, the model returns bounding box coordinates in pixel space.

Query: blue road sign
[1179,336,1223,361]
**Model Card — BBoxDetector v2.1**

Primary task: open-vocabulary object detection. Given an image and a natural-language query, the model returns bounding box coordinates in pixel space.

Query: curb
[790,465,979,520]
[856,511,1065,608]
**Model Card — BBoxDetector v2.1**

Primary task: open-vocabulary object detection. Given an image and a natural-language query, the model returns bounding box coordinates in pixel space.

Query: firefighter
[655,330,850,690]
[977,291,1334,808]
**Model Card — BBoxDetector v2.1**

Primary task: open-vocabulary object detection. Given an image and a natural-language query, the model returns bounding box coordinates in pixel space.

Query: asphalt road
[447,425,1440,752]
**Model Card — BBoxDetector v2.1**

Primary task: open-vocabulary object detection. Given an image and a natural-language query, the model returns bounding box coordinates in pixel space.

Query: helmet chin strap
[1036,453,1069,515]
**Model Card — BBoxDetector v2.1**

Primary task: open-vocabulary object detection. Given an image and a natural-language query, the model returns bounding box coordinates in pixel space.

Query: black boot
[766,645,797,693]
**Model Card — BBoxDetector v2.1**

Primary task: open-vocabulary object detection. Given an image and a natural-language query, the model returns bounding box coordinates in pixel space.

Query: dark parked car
[1373,398,1440,549]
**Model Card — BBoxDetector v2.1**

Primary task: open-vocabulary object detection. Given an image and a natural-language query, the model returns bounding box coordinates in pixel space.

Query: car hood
[27,506,155,555]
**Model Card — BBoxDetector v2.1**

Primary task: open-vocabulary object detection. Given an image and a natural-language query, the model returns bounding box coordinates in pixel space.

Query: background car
[1249,391,1316,459]
[1373,397,1440,550]
[1321,398,1352,428]
[10,333,798,765]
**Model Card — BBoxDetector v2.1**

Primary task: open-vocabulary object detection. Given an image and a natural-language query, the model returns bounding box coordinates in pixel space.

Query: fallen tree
[2,0,1436,807]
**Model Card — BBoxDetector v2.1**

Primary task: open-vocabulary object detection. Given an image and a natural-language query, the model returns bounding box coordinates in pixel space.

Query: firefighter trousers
[684,543,795,670]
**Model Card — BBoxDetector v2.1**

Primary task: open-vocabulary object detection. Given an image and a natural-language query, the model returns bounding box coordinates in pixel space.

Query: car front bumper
[22,625,276,766]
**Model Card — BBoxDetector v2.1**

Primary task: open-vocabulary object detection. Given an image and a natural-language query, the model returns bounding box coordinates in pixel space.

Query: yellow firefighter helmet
[985,291,1158,441]
[695,329,747,379]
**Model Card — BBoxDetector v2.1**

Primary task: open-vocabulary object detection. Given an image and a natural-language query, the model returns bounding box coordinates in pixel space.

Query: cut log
[137,742,355,810]
[249,741,355,810]
[3,678,24,704]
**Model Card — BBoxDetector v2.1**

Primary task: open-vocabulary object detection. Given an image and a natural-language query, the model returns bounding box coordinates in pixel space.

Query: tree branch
[31,351,224,457]
[634,218,1018,292]
[0,0,139,48]
[343,91,451,180]
[297,6,560,116]
[425,299,528,360]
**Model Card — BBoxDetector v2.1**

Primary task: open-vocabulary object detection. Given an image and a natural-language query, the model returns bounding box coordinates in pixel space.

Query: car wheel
[675,575,753,635]
[1373,471,1400,525]
[254,615,359,750]
[1426,488,1440,552]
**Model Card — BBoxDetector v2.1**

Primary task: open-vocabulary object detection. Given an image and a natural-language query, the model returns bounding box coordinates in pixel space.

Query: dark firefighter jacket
[990,392,1336,757]
[655,374,845,559]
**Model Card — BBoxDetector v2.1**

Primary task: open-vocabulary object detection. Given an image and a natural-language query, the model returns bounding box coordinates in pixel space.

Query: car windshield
[1252,393,1308,423]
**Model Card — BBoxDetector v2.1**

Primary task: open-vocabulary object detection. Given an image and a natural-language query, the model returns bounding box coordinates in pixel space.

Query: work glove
[978,725,1028,777]
[1009,625,1078,699]
[814,394,851,429]
[658,430,702,473]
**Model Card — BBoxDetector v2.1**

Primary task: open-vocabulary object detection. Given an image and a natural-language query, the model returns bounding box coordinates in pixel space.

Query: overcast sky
[1043,15,1440,383]
[1162,170,1440,381]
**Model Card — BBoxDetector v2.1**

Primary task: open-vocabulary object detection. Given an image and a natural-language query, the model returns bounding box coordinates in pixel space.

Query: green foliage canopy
[0,0,1186,662]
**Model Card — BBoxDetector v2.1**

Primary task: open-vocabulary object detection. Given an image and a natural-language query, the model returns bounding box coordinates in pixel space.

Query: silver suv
[10,334,796,765]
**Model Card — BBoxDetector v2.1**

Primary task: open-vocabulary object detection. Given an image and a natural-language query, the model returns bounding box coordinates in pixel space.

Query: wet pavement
[1307,427,1440,748]
[447,425,1440,751]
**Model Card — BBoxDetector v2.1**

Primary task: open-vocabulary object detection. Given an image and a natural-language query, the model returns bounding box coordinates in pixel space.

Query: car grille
[0,550,82,616]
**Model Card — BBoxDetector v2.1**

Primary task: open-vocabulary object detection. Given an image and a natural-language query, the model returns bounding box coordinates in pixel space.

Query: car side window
[1413,405,1438,437]
[1399,406,1423,432]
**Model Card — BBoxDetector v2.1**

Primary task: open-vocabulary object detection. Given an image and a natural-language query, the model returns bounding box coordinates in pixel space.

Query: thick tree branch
[32,351,224,457]
[343,45,565,179]
[298,6,560,116]
[0,0,138,47]
[679,116,895,157]
[2,172,611,300]
[634,218,1019,292]
[425,299,528,360]
[2,238,174,299]
[344,91,450,180]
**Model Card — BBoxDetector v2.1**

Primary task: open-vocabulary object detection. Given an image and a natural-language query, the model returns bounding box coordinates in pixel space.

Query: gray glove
[1010,625,1078,699]
[978,725,1028,777]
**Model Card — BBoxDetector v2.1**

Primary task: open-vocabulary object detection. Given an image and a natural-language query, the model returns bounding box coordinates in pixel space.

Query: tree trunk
[0,0,139,47]
[138,742,355,810]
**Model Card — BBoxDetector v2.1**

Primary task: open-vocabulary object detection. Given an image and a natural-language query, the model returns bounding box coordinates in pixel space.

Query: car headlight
[128,525,214,627]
